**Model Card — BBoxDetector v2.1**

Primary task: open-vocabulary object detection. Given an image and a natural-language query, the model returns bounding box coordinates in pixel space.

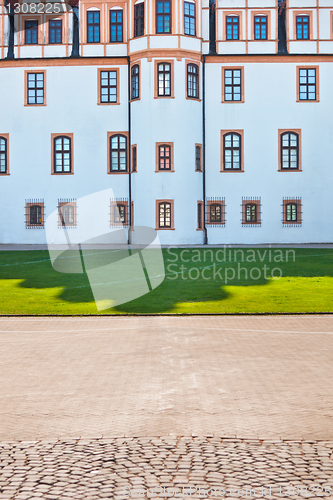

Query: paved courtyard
[0,315,332,499]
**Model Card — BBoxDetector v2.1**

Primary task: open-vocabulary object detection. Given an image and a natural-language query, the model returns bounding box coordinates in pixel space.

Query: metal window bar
[110,198,129,227]
[282,197,302,227]
[25,199,44,229]
[58,198,77,228]
[241,197,261,227]
[205,197,226,227]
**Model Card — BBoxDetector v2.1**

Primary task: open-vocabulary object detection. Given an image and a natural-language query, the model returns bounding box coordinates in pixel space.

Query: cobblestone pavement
[0,316,333,499]
[1,437,333,500]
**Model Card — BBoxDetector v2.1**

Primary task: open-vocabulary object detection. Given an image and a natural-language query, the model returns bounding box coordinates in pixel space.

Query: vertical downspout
[5,1,15,60]
[202,55,208,245]
[127,56,132,245]
[70,5,80,57]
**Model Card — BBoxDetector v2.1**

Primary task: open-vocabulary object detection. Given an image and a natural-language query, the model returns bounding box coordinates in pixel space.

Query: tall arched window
[187,63,199,98]
[223,132,241,170]
[110,134,127,172]
[131,64,140,100]
[0,137,8,174]
[280,132,299,170]
[54,136,72,173]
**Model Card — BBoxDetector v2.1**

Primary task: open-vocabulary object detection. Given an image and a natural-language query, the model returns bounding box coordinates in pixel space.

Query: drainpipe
[202,55,208,245]
[5,1,15,60]
[127,56,132,245]
[69,1,80,57]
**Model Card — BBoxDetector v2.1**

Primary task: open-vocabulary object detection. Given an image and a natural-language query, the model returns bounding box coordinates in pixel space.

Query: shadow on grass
[0,248,332,313]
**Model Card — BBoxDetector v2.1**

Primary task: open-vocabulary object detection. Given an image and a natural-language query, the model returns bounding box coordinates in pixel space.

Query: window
[223,68,242,102]
[156,0,171,33]
[156,142,174,171]
[254,15,267,40]
[156,200,174,229]
[58,200,76,227]
[184,2,196,36]
[109,134,128,172]
[187,63,199,99]
[49,19,62,44]
[87,11,100,43]
[283,198,302,225]
[131,64,140,100]
[25,20,38,44]
[222,131,243,171]
[279,131,300,170]
[110,10,123,42]
[99,70,118,104]
[242,199,261,226]
[26,72,45,105]
[298,67,317,101]
[110,199,129,226]
[206,199,225,226]
[53,135,72,173]
[132,145,137,172]
[195,144,202,171]
[0,136,8,174]
[157,62,171,96]
[226,16,239,40]
[197,201,203,230]
[25,200,44,228]
[296,15,309,39]
[134,3,144,37]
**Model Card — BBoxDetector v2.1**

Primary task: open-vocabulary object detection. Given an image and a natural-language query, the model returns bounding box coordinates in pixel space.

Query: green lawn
[0,248,332,314]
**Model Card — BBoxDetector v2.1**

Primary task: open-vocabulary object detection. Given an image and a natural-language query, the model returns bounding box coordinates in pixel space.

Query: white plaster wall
[289,41,317,54]
[248,41,276,53]
[319,9,331,40]
[149,35,178,48]
[0,64,129,244]
[129,37,148,53]
[319,41,333,52]
[82,44,104,56]
[19,46,43,58]
[130,58,203,245]
[218,41,247,53]
[44,45,67,57]
[180,36,201,51]
[205,61,333,244]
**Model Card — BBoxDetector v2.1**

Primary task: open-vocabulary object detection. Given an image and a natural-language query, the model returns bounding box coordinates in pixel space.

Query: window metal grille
[110,198,129,226]
[58,199,77,228]
[25,199,44,228]
[205,197,226,227]
[241,197,261,227]
[282,197,302,227]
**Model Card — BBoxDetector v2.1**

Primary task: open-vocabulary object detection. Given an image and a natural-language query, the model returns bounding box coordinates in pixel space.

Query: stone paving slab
[0,316,332,441]
[1,437,333,500]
